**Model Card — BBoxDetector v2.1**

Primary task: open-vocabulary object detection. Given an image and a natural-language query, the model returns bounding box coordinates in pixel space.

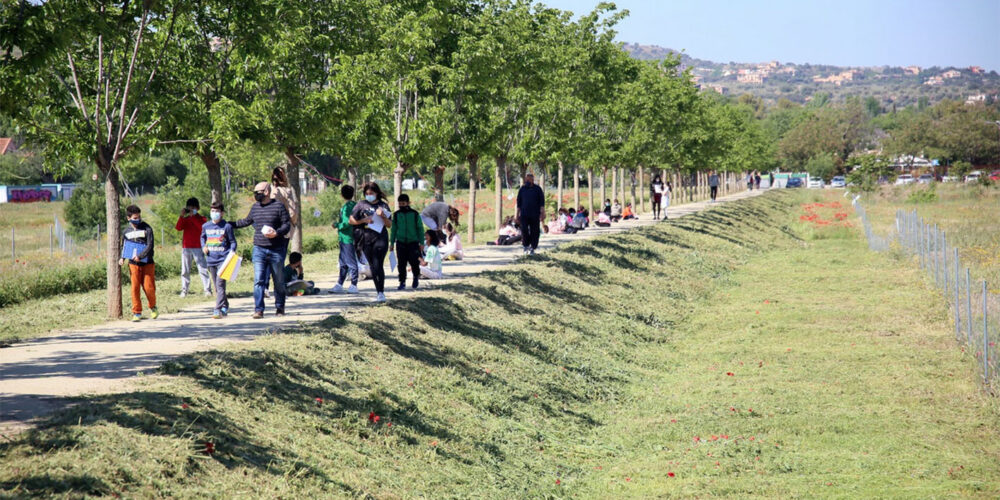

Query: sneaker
[150,307,159,319]
[252,311,264,319]
[204,291,213,297]
[212,310,222,320]
[330,284,344,294]
[221,307,228,317]
[275,309,285,317]
[131,313,142,322]
[347,285,359,294]
[179,291,187,298]
[529,248,536,255]
[375,292,387,303]
[397,283,406,291]
[411,281,419,289]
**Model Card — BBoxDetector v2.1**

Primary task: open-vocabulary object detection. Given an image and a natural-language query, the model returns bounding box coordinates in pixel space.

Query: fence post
[10,227,14,261]
[954,248,961,340]
[50,225,54,257]
[161,227,165,248]
[96,224,100,256]
[942,233,948,295]
[966,268,973,346]
[983,280,990,385]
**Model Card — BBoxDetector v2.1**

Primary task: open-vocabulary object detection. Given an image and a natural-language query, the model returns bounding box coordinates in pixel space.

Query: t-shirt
[597,212,611,223]
[175,214,208,249]
[424,245,442,272]
[421,202,451,229]
[351,199,391,244]
[337,200,357,245]
[200,220,237,267]
[516,183,545,219]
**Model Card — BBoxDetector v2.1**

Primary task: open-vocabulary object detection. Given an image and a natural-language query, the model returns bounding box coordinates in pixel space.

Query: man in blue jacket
[201,201,237,319]
[515,172,545,255]
[235,182,291,318]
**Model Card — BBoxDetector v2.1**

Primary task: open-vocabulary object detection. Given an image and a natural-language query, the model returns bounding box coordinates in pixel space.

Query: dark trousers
[396,241,422,286]
[710,186,718,200]
[520,217,540,249]
[361,237,389,293]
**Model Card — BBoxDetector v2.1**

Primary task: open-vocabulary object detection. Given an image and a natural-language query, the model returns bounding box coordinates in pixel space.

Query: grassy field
[1,190,997,498]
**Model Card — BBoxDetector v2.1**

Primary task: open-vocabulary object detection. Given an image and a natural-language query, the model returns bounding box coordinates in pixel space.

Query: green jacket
[390,207,424,245]
[337,200,357,244]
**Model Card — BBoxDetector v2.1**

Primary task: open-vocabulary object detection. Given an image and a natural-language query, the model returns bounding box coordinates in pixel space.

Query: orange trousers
[129,262,157,314]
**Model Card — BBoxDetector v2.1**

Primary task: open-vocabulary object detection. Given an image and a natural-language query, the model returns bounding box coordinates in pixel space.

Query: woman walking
[271,167,299,248]
[650,175,664,220]
[350,182,392,302]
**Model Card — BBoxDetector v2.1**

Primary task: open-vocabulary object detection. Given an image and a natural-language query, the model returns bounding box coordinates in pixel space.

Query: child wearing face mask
[120,204,158,322]
[201,201,237,319]
[175,197,212,298]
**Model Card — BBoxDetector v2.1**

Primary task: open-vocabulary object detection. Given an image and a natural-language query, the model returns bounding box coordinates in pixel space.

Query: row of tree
[0,0,771,318]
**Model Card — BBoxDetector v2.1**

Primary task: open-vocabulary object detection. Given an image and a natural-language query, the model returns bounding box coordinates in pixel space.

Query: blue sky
[543,0,1000,71]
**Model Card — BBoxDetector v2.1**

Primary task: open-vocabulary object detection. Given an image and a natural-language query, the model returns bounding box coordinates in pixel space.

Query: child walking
[121,205,158,321]
[390,194,425,290]
[175,197,212,297]
[201,201,237,319]
[331,184,359,294]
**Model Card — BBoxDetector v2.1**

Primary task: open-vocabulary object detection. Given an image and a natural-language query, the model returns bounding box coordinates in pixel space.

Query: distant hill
[621,42,1000,109]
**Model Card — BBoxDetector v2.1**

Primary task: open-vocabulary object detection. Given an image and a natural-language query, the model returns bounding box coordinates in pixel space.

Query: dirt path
[0,189,764,433]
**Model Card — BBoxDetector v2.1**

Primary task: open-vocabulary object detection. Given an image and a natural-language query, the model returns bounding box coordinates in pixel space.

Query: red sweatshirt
[175,214,208,249]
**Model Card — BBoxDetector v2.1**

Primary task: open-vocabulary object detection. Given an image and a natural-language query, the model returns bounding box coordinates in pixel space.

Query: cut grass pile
[1,190,997,498]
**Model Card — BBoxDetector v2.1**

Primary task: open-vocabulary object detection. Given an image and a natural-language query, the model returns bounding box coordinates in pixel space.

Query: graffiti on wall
[8,188,54,203]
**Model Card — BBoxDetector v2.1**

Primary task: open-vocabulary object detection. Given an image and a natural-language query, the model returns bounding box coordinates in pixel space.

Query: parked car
[965,171,983,183]
[830,176,846,188]
[807,178,824,189]
[917,174,935,184]
[785,177,804,188]
[941,176,959,183]
[990,170,1000,181]
[895,174,915,185]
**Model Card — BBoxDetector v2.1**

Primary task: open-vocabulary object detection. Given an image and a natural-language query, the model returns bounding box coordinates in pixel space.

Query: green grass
[2,190,997,498]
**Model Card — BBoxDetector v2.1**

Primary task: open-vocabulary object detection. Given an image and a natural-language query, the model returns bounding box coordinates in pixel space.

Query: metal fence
[856,200,998,392]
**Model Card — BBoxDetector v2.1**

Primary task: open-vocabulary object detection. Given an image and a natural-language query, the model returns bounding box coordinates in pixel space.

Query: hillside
[622,42,1000,108]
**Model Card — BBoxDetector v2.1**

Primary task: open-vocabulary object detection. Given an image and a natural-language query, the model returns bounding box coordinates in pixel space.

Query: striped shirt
[234,200,291,248]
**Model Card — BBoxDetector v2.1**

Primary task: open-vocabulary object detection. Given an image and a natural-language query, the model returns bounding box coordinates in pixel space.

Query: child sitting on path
[622,203,635,220]
[284,251,318,295]
[420,230,444,280]
[439,222,464,260]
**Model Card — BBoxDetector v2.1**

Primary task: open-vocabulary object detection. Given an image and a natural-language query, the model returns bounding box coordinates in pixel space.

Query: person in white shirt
[439,222,464,260]
[420,230,444,279]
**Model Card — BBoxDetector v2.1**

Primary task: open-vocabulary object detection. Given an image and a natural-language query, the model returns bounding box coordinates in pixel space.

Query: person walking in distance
[175,197,212,297]
[754,171,761,190]
[234,182,291,318]
[515,172,545,255]
[331,184,359,294]
[390,193,425,290]
[350,182,393,302]
[650,175,664,219]
[708,170,720,203]
[768,172,775,189]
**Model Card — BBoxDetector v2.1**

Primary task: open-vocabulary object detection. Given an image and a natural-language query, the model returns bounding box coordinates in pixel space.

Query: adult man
[708,171,720,202]
[515,172,545,255]
[234,182,291,318]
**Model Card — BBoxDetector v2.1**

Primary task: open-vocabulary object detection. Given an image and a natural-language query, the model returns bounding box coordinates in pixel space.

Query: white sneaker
[375,292,386,303]
[179,291,187,298]
[347,285,359,294]
[204,291,213,297]
[330,284,344,294]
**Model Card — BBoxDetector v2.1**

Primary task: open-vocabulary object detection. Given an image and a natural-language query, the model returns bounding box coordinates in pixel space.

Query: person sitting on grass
[622,203,635,220]
[548,211,565,234]
[120,204,158,322]
[284,251,318,296]
[610,199,623,222]
[595,210,612,227]
[571,208,589,230]
[420,230,444,280]
[439,222,464,260]
[200,201,237,319]
[488,216,522,245]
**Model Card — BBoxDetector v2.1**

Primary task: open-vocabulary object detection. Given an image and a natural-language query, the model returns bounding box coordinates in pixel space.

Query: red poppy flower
[693,436,700,442]
[181,403,189,410]
[556,479,561,485]
[715,461,720,466]
[368,411,380,424]
[625,477,631,482]
[315,397,323,405]
[670,419,677,423]
[667,472,675,478]
[726,372,734,376]
[764,299,770,304]
[430,440,438,447]
[204,442,215,455]
[730,407,736,412]
[387,422,392,428]
[748,408,753,412]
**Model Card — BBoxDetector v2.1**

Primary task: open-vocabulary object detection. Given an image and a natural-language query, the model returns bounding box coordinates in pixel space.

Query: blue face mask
[190,209,198,215]
[365,194,376,203]
[210,211,222,222]
[129,218,141,225]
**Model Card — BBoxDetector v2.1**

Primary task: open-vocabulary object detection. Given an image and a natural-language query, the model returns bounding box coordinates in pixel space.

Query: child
[330,184,359,294]
[622,203,635,220]
[175,197,213,298]
[548,212,564,234]
[120,205,158,322]
[420,230,444,280]
[390,193,424,290]
[564,208,579,234]
[603,198,612,215]
[439,222,464,260]
[595,211,611,227]
[201,201,237,319]
[284,252,318,295]
[491,217,522,245]
[610,199,623,222]
[571,209,588,230]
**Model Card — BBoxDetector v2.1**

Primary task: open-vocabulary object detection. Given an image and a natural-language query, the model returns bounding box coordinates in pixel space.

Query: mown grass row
[0,193,799,498]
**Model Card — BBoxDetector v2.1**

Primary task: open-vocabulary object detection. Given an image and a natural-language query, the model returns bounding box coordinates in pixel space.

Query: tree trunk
[434,165,446,202]
[638,166,645,214]
[393,161,408,211]
[100,158,123,320]
[600,167,607,210]
[573,164,580,210]
[284,148,303,254]
[201,150,223,204]
[611,167,617,206]
[347,165,358,189]
[494,156,504,232]
[467,154,479,243]
[586,168,595,215]
[557,161,564,211]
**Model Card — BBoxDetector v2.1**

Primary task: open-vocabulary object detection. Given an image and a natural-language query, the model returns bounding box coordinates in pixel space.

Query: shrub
[906,184,938,204]
[65,178,124,238]
[151,159,240,246]
[302,235,331,254]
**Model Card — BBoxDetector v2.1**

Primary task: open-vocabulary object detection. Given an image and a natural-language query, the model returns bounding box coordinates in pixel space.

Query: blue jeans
[252,245,286,313]
[338,242,358,286]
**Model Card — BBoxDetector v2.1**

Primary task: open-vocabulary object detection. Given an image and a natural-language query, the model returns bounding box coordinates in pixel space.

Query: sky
[543,0,1000,71]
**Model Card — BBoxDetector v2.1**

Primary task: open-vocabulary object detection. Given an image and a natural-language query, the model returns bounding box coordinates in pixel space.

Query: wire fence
[855,200,998,393]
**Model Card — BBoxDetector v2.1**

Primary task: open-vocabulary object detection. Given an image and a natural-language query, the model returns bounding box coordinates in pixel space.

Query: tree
[2,0,190,319]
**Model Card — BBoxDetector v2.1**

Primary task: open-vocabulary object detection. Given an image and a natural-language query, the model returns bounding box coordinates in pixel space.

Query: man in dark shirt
[515,173,545,255]
[234,181,291,318]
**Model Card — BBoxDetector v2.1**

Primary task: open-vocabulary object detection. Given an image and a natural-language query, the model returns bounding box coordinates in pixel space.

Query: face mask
[210,211,222,222]
[365,194,376,203]
[129,218,141,225]
[254,192,266,203]
[190,209,198,215]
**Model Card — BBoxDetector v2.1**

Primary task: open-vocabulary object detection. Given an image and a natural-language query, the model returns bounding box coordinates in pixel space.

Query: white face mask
[210,211,222,222]
[365,194,377,203]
